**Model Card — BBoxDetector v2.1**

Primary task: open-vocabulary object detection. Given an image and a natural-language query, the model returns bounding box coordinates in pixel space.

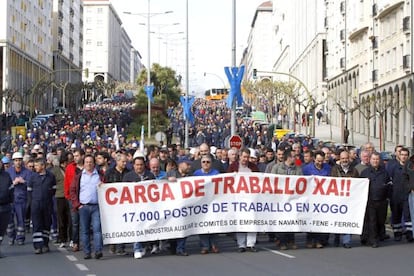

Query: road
[1,231,413,276]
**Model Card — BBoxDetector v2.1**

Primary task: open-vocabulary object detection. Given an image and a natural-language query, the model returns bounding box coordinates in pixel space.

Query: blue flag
[144,85,154,103]
[224,65,245,108]
[180,95,195,123]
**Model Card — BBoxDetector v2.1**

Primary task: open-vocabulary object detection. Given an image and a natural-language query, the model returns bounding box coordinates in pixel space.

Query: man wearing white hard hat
[6,151,33,246]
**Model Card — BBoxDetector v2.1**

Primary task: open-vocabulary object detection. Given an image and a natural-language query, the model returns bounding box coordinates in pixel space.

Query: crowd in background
[0,98,414,260]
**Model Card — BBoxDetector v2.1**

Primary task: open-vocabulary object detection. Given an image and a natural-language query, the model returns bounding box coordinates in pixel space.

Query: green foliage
[130,63,181,137]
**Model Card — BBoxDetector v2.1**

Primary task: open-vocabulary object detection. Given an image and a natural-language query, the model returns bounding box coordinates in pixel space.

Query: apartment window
[86,39,91,45]
[97,8,103,13]
[97,41,103,46]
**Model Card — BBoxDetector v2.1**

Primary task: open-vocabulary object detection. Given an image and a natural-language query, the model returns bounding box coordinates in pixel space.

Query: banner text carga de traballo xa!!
[98,173,369,244]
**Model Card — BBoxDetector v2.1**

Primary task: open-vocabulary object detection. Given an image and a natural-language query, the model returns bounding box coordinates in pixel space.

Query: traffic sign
[229,135,243,149]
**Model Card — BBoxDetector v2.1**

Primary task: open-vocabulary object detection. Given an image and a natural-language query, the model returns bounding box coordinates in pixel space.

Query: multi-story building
[52,0,84,111]
[0,0,54,113]
[326,0,413,148]
[244,0,414,148]
[83,0,142,98]
[244,1,274,80]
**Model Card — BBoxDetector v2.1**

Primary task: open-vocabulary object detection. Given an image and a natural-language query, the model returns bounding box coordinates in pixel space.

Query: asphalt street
[1,230,413,276]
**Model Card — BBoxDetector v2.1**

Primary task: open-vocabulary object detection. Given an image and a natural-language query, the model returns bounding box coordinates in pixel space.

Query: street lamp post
[124,2,172,139]
[203,72,227,88]
[185,0,189,148]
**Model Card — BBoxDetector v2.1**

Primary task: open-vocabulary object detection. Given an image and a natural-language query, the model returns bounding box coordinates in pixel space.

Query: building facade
[244,0,414,148]
[52,0,84,111]
[0,0,54,113]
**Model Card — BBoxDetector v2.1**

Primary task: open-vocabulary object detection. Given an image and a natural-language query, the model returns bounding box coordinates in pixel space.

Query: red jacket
[70,170,104,211]
[64,162,77,200]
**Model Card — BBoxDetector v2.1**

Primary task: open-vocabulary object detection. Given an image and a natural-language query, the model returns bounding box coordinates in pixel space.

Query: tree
[355,95,376,143]
[132,63,182,136]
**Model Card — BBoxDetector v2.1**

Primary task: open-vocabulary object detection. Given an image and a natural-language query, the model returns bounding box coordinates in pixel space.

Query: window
[97,41,103,46]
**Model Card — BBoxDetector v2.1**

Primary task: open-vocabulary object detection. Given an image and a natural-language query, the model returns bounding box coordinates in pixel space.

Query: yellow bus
[205,88,229,101]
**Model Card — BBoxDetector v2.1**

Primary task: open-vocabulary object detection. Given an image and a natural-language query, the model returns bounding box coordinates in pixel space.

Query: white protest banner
[98,173,369,244]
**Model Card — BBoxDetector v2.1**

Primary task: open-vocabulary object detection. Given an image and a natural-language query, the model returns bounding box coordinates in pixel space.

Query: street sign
[155,131,166,142]
[229,135,243,149]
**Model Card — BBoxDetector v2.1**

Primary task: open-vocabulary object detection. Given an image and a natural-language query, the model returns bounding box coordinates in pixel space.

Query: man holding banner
[122,155,155,259]
[331,150,359,248]
[302,150,332,248]
[166,157,193,256]
[193,154,220,254]
[227,148,260,252]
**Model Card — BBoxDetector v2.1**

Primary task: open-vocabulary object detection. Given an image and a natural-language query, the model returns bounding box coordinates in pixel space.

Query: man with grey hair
[104,152,130,255]
[191,143,224,173]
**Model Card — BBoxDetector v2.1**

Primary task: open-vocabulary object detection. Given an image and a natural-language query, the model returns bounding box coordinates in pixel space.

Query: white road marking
[66,255,78,262]
[75,264,89,271]
[261,247,296,259]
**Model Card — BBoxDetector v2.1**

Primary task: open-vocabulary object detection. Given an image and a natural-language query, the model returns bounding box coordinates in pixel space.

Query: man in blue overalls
[7,151,32,245]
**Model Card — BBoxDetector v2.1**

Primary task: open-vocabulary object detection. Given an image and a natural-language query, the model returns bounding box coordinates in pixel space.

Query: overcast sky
[111,0,266,96]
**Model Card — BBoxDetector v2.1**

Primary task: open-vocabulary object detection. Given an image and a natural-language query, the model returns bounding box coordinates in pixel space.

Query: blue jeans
[342,234,351,245]
[68,200,79,244]
[176,237,187,253]
[199,234,217,250]
[133,242,143,252]
[408,192,414,235]
[79,205,103,255]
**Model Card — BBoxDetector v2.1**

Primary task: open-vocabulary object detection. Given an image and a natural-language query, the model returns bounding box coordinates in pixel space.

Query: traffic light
[253,68,257,79]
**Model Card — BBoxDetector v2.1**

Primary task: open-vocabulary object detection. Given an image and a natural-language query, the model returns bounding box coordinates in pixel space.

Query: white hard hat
[12,152,23,160]
[133,150,146,160]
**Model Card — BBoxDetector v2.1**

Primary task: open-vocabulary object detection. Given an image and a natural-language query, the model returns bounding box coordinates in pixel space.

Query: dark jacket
[386,160,408,201]
[403,160,414,192]
[227,161,260,173]
[104,166,130,183]
[0,170,13,208]
[27,171,56,204]
[122,170,155,182]
[360,165,391,201]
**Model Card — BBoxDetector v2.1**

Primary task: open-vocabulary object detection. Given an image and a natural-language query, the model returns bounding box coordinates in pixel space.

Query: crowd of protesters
[0,98,414,260]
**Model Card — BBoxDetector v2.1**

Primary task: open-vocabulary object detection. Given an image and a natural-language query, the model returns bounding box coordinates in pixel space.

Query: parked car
[54,106,68,115]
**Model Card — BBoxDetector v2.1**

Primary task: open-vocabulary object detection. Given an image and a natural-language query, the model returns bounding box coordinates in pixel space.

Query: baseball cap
[33,144,41,150]
[1,156,10,164]
[178,156,192,165]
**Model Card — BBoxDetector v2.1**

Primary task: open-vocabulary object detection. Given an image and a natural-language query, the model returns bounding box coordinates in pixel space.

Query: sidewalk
[313,123,396,152]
